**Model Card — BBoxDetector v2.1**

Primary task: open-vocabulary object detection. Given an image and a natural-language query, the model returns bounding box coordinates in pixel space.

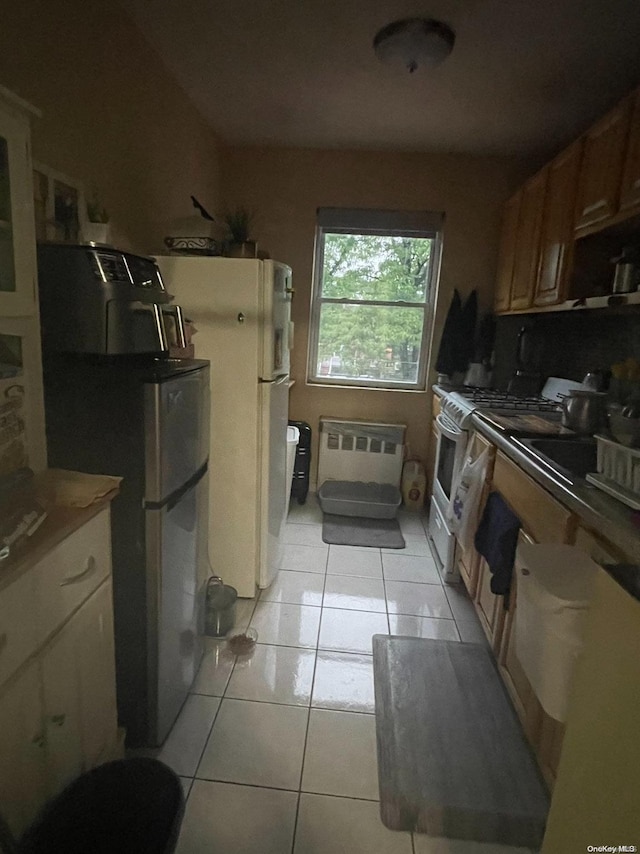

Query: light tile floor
[151,496,537,853]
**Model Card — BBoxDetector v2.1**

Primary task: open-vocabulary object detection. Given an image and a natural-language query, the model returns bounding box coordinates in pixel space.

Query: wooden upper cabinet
[619,86,640,212]
[534,141,582,307]
[574,96,632,232]
[494,192,521,313]
[510,170,547,310]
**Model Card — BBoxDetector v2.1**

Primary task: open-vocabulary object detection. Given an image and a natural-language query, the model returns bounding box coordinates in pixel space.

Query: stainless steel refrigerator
[42,357,210,747]
[156,256,293,597]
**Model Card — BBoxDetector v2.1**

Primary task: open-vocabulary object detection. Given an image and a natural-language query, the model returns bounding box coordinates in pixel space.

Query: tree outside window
[308,216,441,390]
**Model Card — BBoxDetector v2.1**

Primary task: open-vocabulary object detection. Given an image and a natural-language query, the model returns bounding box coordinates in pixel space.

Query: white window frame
[307,208,443,391]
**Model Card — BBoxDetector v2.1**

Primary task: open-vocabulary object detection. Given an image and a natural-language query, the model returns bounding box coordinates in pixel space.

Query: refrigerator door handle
[259,374,289,385]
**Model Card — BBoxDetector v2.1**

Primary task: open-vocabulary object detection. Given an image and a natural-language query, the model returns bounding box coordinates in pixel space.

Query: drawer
[0,569,38,687]
[492,452,573,543]
[34,508,111,647]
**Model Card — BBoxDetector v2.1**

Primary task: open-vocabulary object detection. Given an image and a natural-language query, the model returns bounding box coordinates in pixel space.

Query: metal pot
[561,390,607,435]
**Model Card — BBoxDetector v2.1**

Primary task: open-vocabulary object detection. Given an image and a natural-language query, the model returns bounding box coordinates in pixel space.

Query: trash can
[286,425,300,506]
[515,542,599,722]
[14,757,184,854]
[205,576,237,637]
[289,420,311,504]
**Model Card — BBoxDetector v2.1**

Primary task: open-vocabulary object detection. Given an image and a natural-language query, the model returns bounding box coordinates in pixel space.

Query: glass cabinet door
[0,96,37,316]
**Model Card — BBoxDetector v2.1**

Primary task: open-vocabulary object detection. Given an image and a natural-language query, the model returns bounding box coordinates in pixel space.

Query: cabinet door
[0,96,37,317]
[494,192,521,313]
[497,531,543,750]
[0,666,48,838]
[534,141,582,306]
[74,579,118,767]
[510,170,547,310]
[474,557,506,652]
[619,87,640,212]
[41,615,84,794]
[574,96,632,231]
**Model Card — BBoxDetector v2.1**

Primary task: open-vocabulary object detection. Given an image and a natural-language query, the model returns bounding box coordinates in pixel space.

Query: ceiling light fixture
[373,18,455,74]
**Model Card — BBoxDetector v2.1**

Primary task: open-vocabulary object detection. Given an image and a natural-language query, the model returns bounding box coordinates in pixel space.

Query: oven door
[433,412,468,513]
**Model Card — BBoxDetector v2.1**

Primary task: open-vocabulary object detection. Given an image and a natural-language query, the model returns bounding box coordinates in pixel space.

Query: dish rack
[586,434,640,510]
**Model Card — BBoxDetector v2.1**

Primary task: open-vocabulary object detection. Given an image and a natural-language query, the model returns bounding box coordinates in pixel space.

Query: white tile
[383,535,432,557]
[179,777,193,799]
[197,698,308,789]
[397,512,428,536]
[389,614,459,641]
[283,522,326,546]
[323,575,386,612]
[444,583,479,622]
[385,580,453,619]
[261,570,325,606]
[327,546,383,578]
[312,651,376,713]
[250,601,321,648]
[294,793,413,854]
[302,709,379,800]
[280,543,328,573]
[318,608,388,654]
[413,836,532,853]
[287,494,323,525]
[157,694,220,776]
[382,553,441,584]
[456,619,489,645]
[225,643,316,705]
[191,639,236,696]
[233,597,258,631]
[176,780,297,854]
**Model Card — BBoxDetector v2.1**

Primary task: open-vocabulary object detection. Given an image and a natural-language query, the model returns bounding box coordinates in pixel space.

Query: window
[308,207,442,390]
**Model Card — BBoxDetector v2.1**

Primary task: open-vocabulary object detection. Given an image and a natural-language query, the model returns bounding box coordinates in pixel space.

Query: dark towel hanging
[474,491,521,597]
[435,289,462,377]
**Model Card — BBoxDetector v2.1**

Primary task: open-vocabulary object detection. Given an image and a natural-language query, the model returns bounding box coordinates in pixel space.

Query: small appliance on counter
[611,246,640,294]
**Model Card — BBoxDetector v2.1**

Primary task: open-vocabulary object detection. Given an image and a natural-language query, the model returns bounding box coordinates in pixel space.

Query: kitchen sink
[513,436,598,480]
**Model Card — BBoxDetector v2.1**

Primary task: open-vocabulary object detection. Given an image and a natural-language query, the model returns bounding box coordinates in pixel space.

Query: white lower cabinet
[0,508,118,839]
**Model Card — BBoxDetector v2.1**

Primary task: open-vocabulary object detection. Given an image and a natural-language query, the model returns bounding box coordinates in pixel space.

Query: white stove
[429,377,582,584]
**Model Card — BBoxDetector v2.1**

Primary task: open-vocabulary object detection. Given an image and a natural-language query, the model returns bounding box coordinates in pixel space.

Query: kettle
[560,390,607,434]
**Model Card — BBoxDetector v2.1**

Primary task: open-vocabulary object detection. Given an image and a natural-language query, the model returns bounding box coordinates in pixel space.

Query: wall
[221,147,529,480]
[0,0,222,255]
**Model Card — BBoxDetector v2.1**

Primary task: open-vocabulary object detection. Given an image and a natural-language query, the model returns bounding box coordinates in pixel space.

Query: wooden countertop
[0,474,119,592]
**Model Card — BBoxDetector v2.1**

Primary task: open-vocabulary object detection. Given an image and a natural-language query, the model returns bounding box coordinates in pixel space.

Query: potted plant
[84,191,111,245]
[223,207,257,258]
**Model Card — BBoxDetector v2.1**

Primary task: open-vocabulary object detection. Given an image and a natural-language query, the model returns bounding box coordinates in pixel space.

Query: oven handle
[435,412,465,442]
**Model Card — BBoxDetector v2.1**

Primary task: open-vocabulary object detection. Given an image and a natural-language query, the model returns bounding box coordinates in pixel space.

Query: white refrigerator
[156,256,293,597]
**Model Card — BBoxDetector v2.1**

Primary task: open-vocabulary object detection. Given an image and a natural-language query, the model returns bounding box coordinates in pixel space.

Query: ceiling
[120,0,640,157]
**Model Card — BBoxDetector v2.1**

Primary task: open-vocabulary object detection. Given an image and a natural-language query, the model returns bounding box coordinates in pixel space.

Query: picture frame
[32,161,87,243]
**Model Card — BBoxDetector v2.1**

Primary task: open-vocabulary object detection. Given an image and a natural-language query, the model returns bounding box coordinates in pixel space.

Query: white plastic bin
[286,425,300,503]
[515,542,599,722]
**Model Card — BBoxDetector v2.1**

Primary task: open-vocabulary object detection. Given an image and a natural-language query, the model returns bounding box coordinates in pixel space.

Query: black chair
[0,758,184,854]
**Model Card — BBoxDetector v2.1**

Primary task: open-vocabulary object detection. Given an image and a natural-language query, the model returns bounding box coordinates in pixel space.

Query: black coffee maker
[507,324,545,395]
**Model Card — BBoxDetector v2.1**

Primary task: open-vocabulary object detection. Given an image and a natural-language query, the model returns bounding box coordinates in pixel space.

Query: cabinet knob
[521,567,530,576]
[50,714,66,727]
[237,312,245,323]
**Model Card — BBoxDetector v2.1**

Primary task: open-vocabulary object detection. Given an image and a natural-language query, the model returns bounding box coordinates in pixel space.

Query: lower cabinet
[0,509,119,838]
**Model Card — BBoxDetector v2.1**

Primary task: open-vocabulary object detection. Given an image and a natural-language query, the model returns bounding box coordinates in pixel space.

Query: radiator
[317,418,406,488]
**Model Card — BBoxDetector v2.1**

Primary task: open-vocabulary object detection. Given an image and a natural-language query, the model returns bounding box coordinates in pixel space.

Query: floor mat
[322,514,405,548]
[372,635,549,848]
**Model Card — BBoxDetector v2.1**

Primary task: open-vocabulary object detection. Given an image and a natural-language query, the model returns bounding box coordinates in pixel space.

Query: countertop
[0,473,119,593]
[432,385,640,601]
